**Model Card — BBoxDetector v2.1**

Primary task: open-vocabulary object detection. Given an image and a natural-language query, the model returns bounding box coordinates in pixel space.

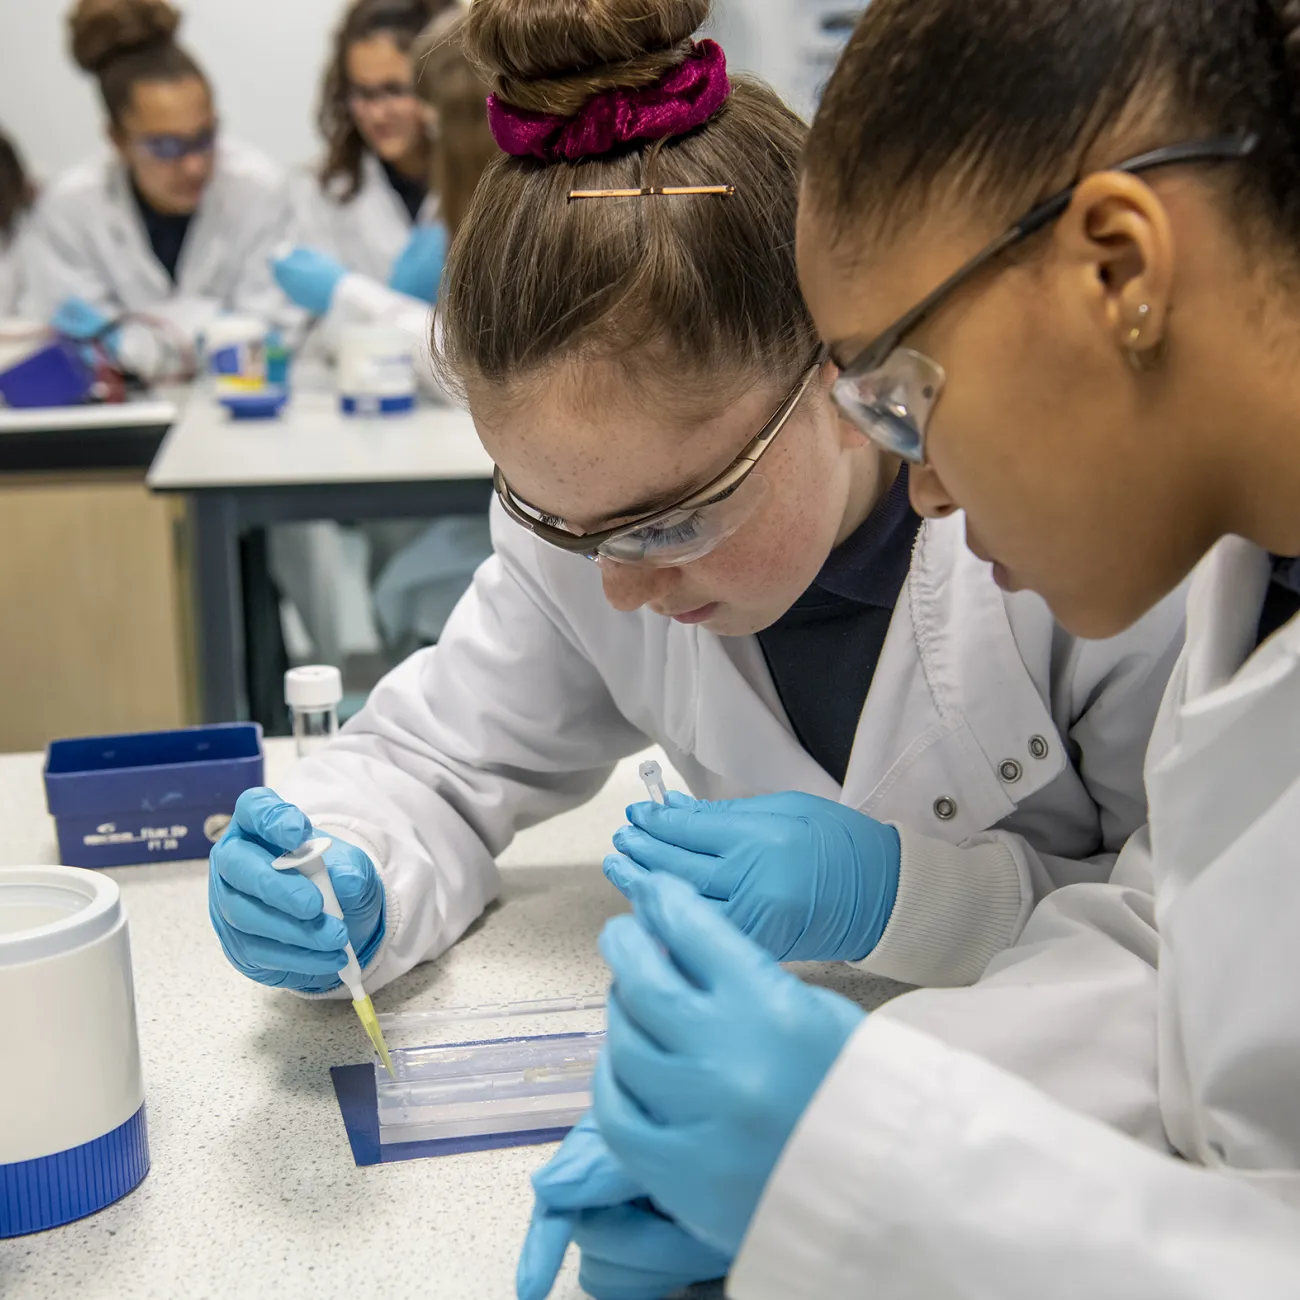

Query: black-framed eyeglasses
[494,349,828,567]
[830,134,1259,464]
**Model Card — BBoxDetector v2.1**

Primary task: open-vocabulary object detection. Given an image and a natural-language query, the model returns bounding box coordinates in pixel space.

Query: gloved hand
[52,296,114,340]
[594,872,865,1259]
[52,297,121,357]
[519,1113,731,1300]
[605,790,900,963]
[271,246,348,315]
[208,787,385,992]
[387,222,449,304]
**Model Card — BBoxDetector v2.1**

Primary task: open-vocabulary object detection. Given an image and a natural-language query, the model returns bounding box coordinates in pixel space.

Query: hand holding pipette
[272,837,395,1077]
[209,788,385,992]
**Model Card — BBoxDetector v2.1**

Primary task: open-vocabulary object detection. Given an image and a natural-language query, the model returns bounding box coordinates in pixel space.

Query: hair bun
[69,0,181,75]
[464,0,710,117]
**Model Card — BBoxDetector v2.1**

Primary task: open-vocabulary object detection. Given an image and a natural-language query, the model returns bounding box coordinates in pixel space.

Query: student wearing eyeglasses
[20,0,289,378]
[272,0,454,331]
[209,2,1183,1241]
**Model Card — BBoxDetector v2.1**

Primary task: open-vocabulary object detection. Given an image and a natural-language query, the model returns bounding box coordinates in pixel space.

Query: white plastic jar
[337,323,417,416]
[0,866,149,1237]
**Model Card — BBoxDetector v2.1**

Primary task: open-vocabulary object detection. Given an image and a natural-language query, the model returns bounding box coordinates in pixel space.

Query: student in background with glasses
[211,0,1180,1244]
[273,0,453,325]
[20,0,289,378]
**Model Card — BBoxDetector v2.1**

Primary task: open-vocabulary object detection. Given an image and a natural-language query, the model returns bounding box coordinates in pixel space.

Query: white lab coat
[20,138,291,376]
[288,151,436,284]
[730,535,1300,1299]
[277,500,1184,998]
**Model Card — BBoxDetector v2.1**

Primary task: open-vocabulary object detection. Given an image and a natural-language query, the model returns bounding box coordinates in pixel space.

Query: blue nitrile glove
[606,790,900,963]
[52,297,121,356]
[594,872,865,1259]
[387,222,449,303]
[208,787,384,992]
[271,246,348,315]
[519,1113,731,1300]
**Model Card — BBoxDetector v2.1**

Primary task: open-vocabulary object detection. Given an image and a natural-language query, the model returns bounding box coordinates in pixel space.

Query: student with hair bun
[207,3,1183,1290]
[21,0,290,375]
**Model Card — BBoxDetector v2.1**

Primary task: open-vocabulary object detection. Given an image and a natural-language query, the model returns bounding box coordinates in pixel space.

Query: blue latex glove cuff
[608,791,901,963]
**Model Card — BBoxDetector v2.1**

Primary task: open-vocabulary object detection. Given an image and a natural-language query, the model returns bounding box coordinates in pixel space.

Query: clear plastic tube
[291,706,338,759]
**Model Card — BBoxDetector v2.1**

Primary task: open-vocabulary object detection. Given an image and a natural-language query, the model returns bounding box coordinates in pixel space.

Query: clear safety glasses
[134,127,217,163]
[347,82,419,107]
[830,135,1259,464]
[494,352,827,568]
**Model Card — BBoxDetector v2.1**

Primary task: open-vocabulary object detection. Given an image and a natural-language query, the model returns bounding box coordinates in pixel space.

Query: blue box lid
[44,724,264,821]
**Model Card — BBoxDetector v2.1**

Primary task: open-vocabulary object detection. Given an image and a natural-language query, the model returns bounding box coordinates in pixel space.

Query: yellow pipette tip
[353,993,396,1078]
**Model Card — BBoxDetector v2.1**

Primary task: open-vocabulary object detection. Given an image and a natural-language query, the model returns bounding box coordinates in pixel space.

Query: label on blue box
[44,724,262,869]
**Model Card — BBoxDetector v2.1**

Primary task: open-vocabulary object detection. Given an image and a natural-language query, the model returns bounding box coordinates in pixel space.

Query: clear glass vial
[285,665,343,758]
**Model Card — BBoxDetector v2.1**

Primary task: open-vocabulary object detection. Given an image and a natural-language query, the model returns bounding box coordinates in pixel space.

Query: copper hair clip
[568,185,737,200]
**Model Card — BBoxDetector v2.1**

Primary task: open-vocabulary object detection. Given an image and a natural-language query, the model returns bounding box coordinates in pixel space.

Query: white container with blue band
[338,323,417,416]
[0,866,149,1237]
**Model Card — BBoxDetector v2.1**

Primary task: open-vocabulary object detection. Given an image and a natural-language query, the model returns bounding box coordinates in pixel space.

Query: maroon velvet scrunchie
[487,39,731,163]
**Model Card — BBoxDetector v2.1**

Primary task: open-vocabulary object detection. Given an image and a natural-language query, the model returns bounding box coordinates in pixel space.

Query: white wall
[0,0,861,181]
[0,0,338,179]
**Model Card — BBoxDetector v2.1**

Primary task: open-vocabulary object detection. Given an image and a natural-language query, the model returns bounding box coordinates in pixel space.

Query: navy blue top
[382,160,426,224]
[1257,554,1300,646]
[755,468,922,785]
[131,181,191,284]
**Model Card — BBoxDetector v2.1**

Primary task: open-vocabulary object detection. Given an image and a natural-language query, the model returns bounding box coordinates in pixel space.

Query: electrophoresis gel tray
[330,995,606,1165]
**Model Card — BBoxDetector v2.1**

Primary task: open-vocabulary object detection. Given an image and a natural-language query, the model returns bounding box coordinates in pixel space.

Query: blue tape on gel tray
[329,1065,572,1166]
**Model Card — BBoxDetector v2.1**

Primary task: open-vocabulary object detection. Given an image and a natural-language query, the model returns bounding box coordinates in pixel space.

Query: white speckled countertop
[0,739,903,1299]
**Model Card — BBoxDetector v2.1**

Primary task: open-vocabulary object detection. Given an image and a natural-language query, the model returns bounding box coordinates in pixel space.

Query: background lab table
[0,398,178,474]
[0,741,901,1299]
[147,386,495,725]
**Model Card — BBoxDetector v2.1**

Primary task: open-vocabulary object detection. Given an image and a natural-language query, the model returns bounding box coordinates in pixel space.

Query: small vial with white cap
[285,666,343,759]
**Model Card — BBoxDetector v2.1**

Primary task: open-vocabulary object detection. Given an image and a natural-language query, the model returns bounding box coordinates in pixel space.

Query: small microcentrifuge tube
[639,760,668,804]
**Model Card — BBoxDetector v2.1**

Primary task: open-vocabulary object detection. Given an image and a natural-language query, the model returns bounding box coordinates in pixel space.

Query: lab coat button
[999,759,1023,784]
[933,796,957,821]
[1028,735,1050,760]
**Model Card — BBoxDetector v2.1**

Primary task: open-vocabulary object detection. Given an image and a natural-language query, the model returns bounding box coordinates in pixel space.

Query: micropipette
[639,760,668,804]
[272,837,395,1077]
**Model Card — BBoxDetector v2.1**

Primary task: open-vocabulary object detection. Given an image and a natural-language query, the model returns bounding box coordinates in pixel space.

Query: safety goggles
[829,135,1259,464]
[347,82,418,107]
[494,351,827,567]
[133,127,217,163]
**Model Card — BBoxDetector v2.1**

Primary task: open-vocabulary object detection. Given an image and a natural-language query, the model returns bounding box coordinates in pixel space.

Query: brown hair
[0,130,34,242]
[805,0,1300,259]
[435,0,817,403]
[318,0,451,201]
[68,0,206,126]
[413,10,498,236]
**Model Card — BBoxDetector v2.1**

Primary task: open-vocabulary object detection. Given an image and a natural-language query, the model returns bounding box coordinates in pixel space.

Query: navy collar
[814,466,921,608]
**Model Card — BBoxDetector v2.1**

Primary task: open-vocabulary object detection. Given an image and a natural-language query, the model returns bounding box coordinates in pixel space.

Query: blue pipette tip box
[43,724,264,869]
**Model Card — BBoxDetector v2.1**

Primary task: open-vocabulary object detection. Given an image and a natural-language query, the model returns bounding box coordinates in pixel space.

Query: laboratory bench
[147,383,495,729]
[0,397,178,475]
[0,739,902,1298]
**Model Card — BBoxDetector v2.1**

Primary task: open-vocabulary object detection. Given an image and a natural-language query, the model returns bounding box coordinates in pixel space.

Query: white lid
[0,866,122,967]
[286,664,343,710]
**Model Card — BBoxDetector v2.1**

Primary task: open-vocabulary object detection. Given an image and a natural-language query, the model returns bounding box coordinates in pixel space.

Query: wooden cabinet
[0,471,194,753]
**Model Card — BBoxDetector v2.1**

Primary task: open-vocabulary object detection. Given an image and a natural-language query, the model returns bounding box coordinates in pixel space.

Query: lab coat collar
[844,513,1067,838]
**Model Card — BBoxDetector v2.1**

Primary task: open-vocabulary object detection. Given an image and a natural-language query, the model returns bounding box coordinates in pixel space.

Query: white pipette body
[272,837,365,997]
